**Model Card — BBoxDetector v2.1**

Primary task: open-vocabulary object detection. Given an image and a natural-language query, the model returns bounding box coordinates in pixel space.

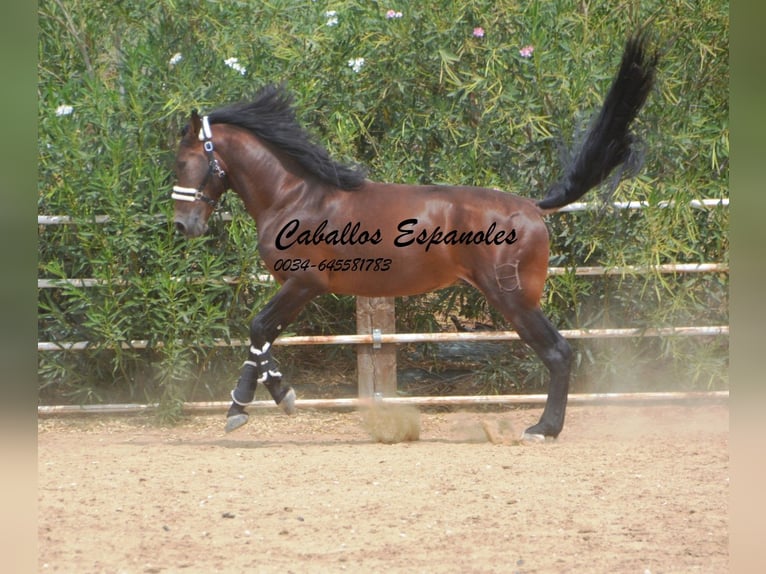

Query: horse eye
[180,125,189,137]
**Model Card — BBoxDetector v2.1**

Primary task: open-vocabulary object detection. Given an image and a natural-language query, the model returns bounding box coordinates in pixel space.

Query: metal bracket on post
[372,328,382,350]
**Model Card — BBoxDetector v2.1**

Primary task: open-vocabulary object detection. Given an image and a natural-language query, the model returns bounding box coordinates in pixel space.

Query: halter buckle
[211,159,226,179]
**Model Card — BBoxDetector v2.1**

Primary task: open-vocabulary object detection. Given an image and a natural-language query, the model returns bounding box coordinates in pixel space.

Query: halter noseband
[171,115,227,208]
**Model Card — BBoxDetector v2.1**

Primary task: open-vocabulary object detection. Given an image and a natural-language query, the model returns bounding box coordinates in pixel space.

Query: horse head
[170,110,228,237]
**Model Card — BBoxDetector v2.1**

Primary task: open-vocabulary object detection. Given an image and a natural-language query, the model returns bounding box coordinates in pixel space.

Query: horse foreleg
[227,340,293,422]
[225,280,319,433]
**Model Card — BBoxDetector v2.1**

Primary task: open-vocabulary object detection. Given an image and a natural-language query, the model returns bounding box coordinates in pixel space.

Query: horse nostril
[174,221,187,235]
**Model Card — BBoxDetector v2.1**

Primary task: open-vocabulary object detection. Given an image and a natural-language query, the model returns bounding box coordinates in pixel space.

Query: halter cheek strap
[200,115,213,141]
[171,115,227,207]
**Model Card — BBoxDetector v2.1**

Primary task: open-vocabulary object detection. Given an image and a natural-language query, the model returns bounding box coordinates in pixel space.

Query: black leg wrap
[224,351,295,431]
[224,361,260,433]
[263,374,296,415]
[231,362,259,406]
[263,376,289,404]
[253,352,295,411]
[227,402,246,417]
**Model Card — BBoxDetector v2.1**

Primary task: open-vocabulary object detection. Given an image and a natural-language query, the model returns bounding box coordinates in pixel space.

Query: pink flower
[519,45,534,58]
[386,9,403,19]
[472,27,485,38]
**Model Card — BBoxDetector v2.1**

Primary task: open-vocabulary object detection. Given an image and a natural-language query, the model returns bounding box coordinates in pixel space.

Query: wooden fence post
[355,296,397,398]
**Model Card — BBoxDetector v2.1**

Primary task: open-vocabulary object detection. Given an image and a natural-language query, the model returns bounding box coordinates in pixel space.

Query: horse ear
[189,109,202,139]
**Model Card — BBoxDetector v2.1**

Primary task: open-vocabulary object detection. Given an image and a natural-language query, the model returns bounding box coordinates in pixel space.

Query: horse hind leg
[511,307,573,440]
[479,284,573,439]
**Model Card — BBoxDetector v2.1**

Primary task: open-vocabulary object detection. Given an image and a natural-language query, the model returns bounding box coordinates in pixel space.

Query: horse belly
[324,250,461,297]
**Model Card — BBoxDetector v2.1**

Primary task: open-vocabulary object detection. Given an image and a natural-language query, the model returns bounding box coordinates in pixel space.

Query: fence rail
[38,197,729,404]
[38,325,729,352]
[36,262,729,289]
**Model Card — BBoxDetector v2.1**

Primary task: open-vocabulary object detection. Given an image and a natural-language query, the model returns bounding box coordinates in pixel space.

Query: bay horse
[171,33,657,439]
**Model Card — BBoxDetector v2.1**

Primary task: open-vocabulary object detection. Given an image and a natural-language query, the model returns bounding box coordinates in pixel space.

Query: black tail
[537,32,658,210]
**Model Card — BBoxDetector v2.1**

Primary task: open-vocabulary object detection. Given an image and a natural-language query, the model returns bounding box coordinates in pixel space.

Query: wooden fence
[37,199,729,405]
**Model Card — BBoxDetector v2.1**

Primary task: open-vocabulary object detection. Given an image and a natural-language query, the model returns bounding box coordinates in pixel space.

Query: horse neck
[216,126,302,220]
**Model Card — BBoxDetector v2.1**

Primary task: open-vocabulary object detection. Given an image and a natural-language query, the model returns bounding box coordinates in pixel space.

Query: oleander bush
[38,0,728,415]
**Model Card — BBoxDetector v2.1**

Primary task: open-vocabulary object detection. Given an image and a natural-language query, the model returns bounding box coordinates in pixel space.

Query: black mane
[207,85,367,190]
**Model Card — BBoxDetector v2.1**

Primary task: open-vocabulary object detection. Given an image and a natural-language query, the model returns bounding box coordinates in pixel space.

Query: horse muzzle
[173,216,208,238]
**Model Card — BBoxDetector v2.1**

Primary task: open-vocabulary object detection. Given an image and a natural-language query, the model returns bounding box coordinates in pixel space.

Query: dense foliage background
[38,0,728,417]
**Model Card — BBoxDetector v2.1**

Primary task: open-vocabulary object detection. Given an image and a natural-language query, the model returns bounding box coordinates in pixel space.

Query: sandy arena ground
[38,402,728,573]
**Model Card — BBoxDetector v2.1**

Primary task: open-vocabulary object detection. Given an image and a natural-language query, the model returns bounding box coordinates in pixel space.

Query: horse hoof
[521,432,547,443]
[279,388,296,415]
[225,413,249,433]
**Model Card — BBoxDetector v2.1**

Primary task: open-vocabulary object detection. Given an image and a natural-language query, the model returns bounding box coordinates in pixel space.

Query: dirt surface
[38,403,729,573]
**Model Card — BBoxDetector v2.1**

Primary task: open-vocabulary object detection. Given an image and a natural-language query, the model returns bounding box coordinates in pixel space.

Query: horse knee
[249,315,283,349]
[249,316,266,345]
